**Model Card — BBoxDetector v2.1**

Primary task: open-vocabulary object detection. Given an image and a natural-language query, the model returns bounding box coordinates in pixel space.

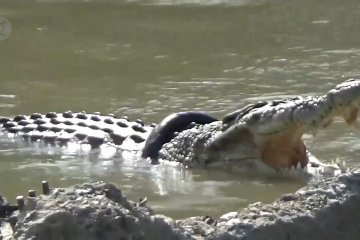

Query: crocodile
[1,78,359,176]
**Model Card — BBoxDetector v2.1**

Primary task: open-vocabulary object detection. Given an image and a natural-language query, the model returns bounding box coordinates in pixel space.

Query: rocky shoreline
[1,172,360,240]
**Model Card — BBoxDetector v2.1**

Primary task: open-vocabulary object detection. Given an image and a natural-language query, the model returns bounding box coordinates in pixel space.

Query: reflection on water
[1,0,360,218]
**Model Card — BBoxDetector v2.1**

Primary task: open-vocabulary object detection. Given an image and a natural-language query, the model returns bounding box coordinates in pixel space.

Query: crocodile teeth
[296,162,301,169]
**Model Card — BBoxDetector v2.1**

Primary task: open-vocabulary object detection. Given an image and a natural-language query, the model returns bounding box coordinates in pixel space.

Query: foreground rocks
[0,182,189,240]
[1,172,360,240]
[179,172,360,239]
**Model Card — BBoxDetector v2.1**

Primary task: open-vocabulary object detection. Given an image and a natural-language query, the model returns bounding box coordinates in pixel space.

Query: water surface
[0,0,360,219]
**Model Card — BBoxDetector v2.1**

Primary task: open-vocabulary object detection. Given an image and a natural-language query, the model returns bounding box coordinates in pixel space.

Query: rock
[218,212,238,222]
[2,172,360,240]
[3,182,188,240]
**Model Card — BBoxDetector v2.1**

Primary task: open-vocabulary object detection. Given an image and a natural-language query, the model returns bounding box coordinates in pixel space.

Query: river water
[0,0,360,219]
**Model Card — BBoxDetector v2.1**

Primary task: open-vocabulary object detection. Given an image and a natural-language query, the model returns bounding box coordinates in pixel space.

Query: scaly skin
[0,79,359,174]
[159,78,360,171]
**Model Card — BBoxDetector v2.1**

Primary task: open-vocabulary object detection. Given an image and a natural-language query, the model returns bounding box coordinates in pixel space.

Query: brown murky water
[0,0,360,219]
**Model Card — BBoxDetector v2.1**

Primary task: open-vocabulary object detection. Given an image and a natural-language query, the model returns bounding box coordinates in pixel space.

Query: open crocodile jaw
[253,105,359,173]
[209,80,360,175]
[338,103,359,128]
[253,126,308,171]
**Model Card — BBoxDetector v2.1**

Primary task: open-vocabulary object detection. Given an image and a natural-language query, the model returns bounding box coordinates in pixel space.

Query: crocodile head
[207,79,360,172]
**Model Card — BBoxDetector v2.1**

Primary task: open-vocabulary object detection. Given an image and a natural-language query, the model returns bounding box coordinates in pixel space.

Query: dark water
[0,0,360,219]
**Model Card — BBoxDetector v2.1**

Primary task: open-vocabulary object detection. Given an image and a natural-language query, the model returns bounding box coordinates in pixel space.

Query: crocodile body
[1,78,360,175]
